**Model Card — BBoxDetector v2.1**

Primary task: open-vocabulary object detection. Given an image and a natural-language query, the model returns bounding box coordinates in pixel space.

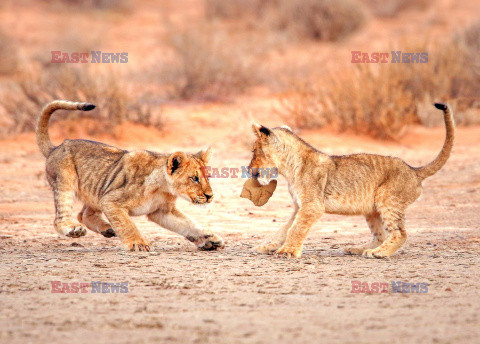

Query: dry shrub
[205,0,366,42]
[412,22,480,126]
[205,0,267,19]
[163,23,258,100]
[178,0,366,100]
[273,0,366,41]
[400,44,479,112]
[399,25,480,115]
[360,0,430,18]
[279,65,417,140]
[0,65,159,137]
[279,22,480,139]
[462,20,480,52]
[0,29,19,75]
[55,0,133,11]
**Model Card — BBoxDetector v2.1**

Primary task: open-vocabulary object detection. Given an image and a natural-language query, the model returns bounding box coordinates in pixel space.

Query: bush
[0,65,160,137]
[163,23,258,100]
[360,0,430,18]
[274,0,366,41]
[205,0,267,19]
[0,29,19,75]
[205,0,366,42]
[279,23,480,139]
[55,0,133,11]
[279,65,417,140]
[462,20,480,52]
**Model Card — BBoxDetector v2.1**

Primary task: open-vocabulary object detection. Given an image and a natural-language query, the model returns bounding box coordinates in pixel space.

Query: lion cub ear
[195,147,212,164]
[167,152,187,175]
[251,123,271,138]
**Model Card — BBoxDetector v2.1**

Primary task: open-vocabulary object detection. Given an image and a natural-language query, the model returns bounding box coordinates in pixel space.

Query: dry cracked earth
[0,128,479,344]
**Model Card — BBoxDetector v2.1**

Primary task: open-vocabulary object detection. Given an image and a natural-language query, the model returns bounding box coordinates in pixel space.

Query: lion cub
[250,103,454,258]
[37,100,224,252]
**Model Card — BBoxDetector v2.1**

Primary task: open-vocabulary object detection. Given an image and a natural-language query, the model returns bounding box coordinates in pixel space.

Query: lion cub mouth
[193,197,210,205]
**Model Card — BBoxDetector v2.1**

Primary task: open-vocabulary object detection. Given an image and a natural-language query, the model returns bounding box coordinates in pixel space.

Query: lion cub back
[46,139,127,202]
[324,153,418,215]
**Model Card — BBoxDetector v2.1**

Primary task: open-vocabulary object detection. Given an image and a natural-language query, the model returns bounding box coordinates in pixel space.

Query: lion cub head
[249,124,280,179]
[166,148,213,204]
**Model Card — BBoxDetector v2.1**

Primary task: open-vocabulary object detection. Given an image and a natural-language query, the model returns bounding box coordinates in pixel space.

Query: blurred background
[0,0,478,142]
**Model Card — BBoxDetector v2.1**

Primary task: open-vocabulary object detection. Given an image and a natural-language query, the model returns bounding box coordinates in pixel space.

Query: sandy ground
[1,123,479,344]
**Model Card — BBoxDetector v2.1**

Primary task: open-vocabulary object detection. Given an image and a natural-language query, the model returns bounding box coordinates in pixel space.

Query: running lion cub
[37,100,224,252]
[250,103,454,258]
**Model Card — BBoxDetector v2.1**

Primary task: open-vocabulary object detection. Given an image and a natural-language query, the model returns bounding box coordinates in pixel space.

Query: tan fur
[249,103,454,258]
[36,100,224,252]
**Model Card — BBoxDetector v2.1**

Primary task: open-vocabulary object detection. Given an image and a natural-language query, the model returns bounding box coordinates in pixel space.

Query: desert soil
[0,122,479,344]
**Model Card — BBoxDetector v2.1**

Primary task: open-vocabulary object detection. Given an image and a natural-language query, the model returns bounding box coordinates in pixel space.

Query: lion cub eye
[190,176,200,183]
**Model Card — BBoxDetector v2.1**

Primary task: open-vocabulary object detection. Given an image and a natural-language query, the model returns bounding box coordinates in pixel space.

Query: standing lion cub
[37,100,224,252]
[250,103,454,258]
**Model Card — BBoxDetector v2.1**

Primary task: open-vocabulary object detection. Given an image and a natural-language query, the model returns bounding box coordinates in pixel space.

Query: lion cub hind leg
[363,206,407,259]
[344,212,387,255]
[363,179,417,259]
[52,168,87,238]
[363,224,406,259]
[77,206,116,238]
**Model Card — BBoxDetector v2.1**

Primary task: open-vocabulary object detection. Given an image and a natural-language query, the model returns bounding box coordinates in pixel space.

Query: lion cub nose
[205,193,213,202]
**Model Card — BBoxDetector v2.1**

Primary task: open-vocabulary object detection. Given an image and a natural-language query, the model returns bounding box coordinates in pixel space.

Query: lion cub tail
[36,100,96,157]
[415,103,455,181]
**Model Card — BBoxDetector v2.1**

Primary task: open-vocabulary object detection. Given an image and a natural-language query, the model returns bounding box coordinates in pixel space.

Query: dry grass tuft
[279,21,480,139]
[205,0,267,19]
[0,65,161,137]
[361,0,430,18]
[57,0,133,11]
[0,29,19,75]
[462,20,480,52]
[279,65,417,140]
[160,0,366,100]
[162,23,259,100]
[205,0,366,42]
[273,0,366,41]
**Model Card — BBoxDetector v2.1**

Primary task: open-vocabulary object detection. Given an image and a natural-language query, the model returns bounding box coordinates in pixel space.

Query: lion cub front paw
[126,238,151,252]
[101,228,116,238]
[198,233,225,251]
[363,248,389,259]
[275,245,302,258]
[344,246,366,255]
[255,242,282,254]
[56,221,87,238]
